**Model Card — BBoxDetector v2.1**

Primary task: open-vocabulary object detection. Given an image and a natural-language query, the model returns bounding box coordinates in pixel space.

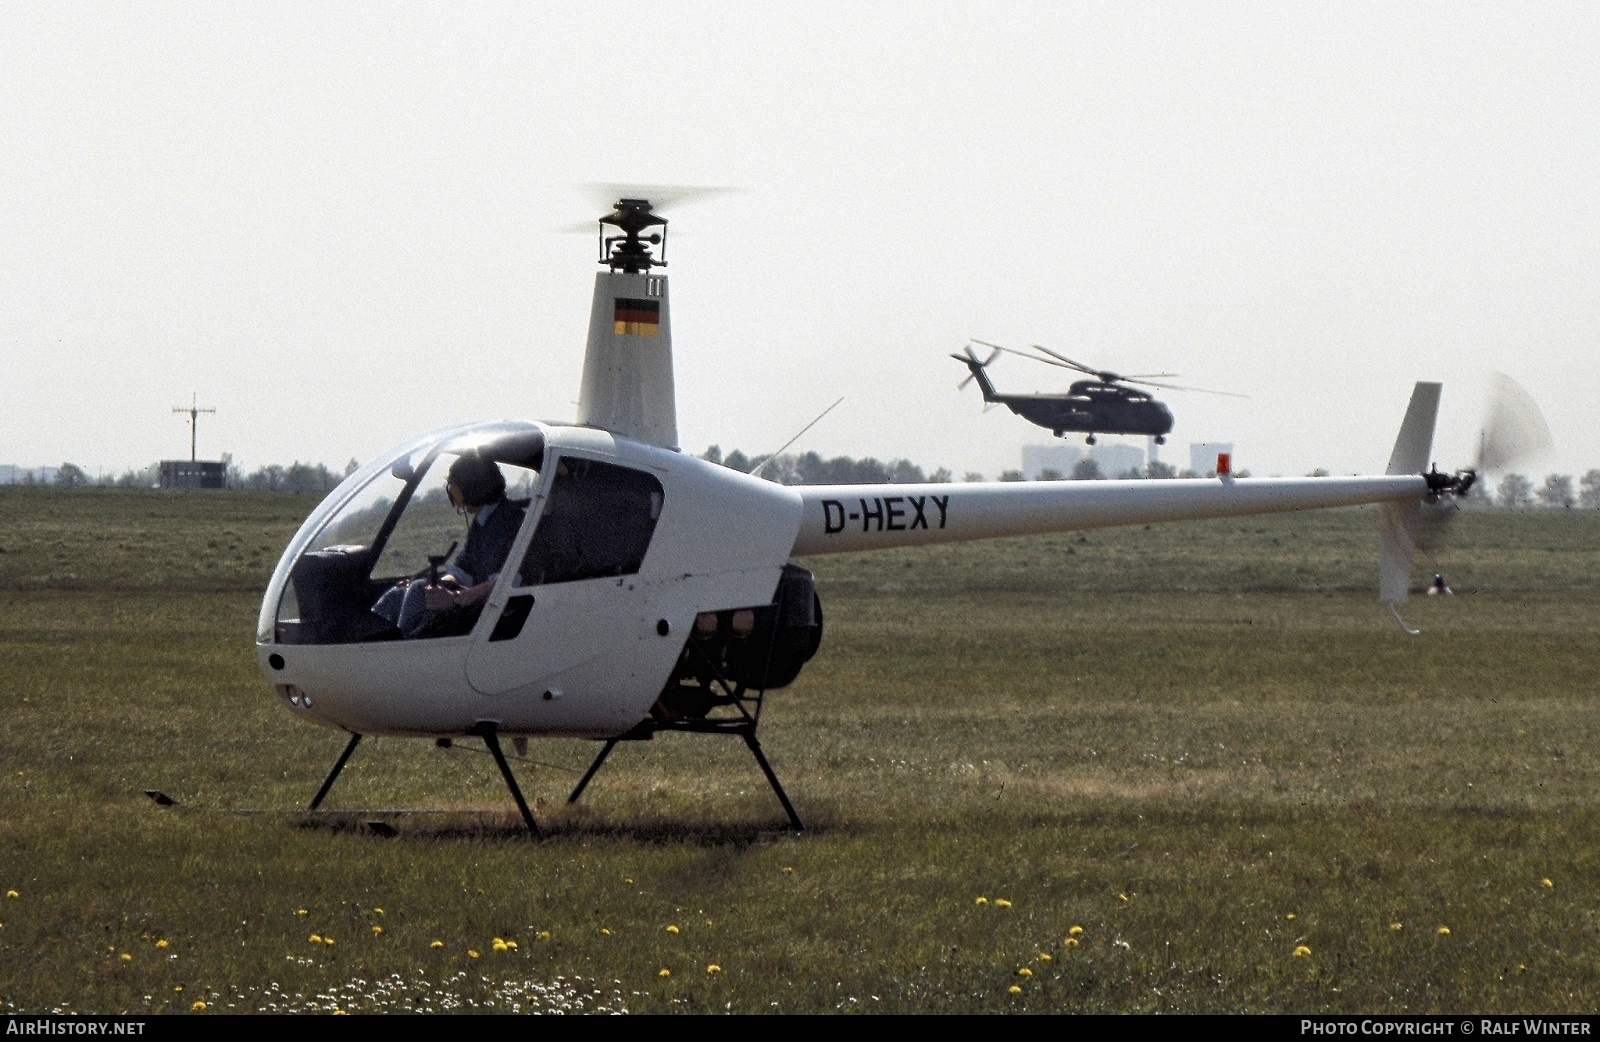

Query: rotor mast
[576,198,679,450]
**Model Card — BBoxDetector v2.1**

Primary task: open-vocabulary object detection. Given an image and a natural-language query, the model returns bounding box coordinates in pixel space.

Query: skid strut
[567,719,804,832]
[306,725,542,836]
[470,722,542,836]
[309,732,363,810]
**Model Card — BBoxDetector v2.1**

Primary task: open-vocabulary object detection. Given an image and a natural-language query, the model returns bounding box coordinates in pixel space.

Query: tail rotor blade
[954,343,1001,390]
[1478,372,1553,474]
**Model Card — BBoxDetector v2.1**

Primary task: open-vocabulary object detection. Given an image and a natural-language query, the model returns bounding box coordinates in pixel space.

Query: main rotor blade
[573,182,741,213]
[1123,377,1250,398]
[1025,344,1102,377]
[992,345,1091,374]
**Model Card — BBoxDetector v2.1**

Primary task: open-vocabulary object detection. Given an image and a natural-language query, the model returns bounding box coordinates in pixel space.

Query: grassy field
[0,486,1597,1014]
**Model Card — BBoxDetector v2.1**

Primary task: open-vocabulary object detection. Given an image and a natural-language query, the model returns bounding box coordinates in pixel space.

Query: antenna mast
[172,393,217,461]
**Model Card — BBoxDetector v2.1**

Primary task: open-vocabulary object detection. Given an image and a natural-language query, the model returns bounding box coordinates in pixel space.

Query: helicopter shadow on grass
[284,808,840,846]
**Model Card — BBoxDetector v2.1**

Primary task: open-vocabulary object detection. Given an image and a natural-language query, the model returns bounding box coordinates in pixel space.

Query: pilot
[372,454,525,637]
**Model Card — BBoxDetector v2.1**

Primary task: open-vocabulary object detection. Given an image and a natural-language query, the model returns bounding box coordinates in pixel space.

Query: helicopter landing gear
[306,723,544,836]
[470,721,542,836]
[567,718,803,832]
[308,731,363,811]
[566,592,813,833]
[1155,435,1166,445]
[1085,434,1097,446]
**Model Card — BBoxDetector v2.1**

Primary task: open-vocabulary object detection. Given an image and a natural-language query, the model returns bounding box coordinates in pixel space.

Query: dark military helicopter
[952,340,1244,444]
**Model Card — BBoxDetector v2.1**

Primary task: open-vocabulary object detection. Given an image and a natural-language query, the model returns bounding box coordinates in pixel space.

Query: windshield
[260,421,545,645]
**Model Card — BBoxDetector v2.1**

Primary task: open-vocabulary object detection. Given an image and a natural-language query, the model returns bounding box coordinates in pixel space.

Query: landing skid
[307,723,543,836]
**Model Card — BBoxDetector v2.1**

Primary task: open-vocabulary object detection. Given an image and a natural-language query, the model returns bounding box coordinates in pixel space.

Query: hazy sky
[5,2,1596,481]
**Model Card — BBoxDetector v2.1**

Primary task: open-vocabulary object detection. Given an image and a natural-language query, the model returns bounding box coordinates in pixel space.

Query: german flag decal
[613,297,661,336]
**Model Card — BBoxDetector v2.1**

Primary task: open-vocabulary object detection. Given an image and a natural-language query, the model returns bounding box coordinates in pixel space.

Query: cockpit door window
[517,457,664,586]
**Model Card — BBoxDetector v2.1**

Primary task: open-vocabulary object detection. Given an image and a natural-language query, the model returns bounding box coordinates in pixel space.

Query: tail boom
[790,475,1427,556]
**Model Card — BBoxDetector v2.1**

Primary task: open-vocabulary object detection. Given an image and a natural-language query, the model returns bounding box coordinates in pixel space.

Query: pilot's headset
[447,453,506,513]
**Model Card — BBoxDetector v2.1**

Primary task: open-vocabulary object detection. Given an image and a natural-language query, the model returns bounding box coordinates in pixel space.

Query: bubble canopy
[256,421,546,645]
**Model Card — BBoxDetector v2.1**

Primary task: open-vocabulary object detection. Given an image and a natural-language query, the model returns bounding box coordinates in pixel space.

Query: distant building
[159,460,226,489]
[1189,442,1235,477]
[1090,443,1144,478]
[1022,441,1146,479]
[1021,443,1083,479]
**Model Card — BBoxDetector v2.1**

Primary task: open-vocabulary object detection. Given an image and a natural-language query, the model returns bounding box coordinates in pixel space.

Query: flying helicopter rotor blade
[992,345,1092,374]
[1120,377,1251,398]
[1025,344,1104,378]
[1476,371,1553,474]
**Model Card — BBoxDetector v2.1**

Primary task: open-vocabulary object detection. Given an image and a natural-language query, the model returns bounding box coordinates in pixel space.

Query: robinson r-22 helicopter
[952,341,1245,444]
[256,196,1475,835]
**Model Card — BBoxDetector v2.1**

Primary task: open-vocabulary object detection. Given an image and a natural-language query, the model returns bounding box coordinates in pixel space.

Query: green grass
[1,488,1597,1013]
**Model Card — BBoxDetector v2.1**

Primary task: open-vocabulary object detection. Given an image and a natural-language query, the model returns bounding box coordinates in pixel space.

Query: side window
[519,458,663,585]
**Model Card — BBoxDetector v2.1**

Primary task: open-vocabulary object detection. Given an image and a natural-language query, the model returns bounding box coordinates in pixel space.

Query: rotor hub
[599,198,668,273]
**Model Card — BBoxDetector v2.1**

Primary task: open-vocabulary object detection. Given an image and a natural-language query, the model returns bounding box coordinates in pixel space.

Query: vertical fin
[1378,382,1440,609]
[1386,382,1441,476]
[576,271,678,449]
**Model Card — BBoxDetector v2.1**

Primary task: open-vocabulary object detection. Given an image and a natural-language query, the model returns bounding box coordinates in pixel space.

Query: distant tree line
[700,446,953,485]
[19,455,360,492]
[19,449,1600,509]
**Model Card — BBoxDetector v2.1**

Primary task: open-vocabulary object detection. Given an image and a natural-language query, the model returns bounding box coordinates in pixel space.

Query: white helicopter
[256,197,1476,834]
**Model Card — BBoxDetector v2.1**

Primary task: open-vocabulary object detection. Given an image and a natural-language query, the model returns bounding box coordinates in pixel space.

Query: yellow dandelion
[1039,952,1052,962]
[191,1001,206,1012]
[1117,893,1129,903]
[468,949,480,959]
[1541,878,1554,889]
[1389,922,1403,932]
[332,1009,348,1016]
[371,925,383,936]
[666,924,680,934]
[1008,985,1022,994]
[975,896,989,905]
[1285,913,1296,921]
[624,877,634,884]
[1437,926,1451,936]
[1017,966,1032,977]
[120,953,132,963]
[505,939,518,950]
[174,985,184,993]
[155,939,169,949]
[706,964,721,974]
[309,934,323,945]
[659,968,671,978]
[995,898,1013,909]
[1069,925,1084,937]
[493,939,508,952]
[600,927,612,936]
[783,866,794,874]
[1293,945,1311,958]
[5,891,17,899]
[537,930,551,941]
[373,907,384,914]
[295,908,307,917]
[1064,937,1079,948]
[429,940,444,949]
[1518,964,1527,973]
